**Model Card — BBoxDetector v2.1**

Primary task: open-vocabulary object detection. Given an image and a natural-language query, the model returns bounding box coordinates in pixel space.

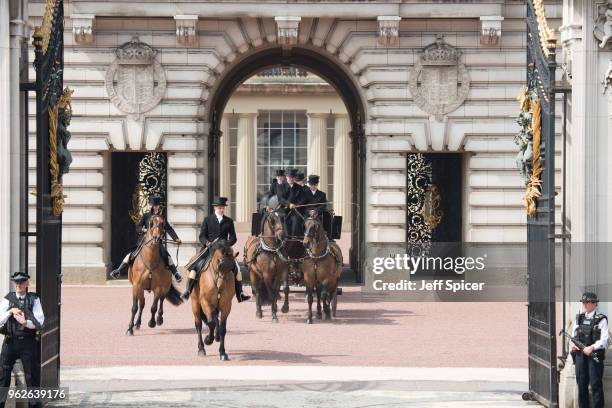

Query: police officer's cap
[148,195,162,206]
[11,272,30,283]
[295,172,305,182]
[308,174,320,185]
[581,291,599,303]
[275,169,286,176]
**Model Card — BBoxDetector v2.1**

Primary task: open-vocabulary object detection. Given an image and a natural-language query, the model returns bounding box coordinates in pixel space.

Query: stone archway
[204,44,367,281]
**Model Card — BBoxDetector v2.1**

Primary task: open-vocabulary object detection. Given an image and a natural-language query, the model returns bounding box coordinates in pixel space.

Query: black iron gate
[20,0,68,388]
[524,0,558,405]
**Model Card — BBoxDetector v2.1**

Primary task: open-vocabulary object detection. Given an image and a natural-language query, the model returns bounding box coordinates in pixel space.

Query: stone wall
[25,2,563,282]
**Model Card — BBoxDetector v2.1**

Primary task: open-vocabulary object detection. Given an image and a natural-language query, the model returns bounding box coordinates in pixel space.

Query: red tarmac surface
[61,285,528,367]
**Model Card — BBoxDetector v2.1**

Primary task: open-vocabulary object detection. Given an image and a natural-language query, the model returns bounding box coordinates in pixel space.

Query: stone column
[219,115,231,217]
[235,113,256,223]
[307,113,328,191]
[333,114,351,229]
[0,1,12,293]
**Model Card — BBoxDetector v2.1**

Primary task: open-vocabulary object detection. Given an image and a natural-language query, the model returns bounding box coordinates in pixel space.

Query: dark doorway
[405,153,463,276]
[110,152,168,278]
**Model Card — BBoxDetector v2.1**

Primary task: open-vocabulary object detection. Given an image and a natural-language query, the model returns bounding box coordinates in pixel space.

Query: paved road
[50,366,539,407]
[61,286,528,367]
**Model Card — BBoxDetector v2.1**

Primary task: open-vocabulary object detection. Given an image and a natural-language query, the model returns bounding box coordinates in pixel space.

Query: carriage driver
[110,195,183,282]
[182,196,251,302]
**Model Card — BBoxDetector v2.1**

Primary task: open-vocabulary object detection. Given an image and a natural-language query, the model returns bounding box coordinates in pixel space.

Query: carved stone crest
[409,35,470,121]
[594,0,612,49]
[105,38,166,119]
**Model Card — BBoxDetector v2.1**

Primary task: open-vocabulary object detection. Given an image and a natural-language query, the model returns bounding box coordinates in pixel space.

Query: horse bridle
[304,217,330,259]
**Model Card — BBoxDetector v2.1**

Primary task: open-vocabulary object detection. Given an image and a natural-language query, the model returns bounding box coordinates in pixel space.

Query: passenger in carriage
[182,196,251,302]
[304,175,328,216]
[110,195,183,282]
[304,175,336,240]
[269,169,289,198]
[286,169,308,237]
[295,172,306,188]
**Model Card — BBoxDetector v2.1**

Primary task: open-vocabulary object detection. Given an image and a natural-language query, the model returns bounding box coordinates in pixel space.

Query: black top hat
[581,291,599,303]
[287,169,299,178]
[212,196,229,207]
[295,172,305,182]
[275,169,286,176]
[308,174,320,185]
[148,195,162,206]
[11,272,30,282]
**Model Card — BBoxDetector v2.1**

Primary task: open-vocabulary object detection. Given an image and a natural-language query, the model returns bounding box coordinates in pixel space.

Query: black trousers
[575,352,605,408]
[0,336,41,408]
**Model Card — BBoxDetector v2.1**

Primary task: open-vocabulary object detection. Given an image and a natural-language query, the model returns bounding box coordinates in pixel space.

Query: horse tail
[165,283,184,306]
[257,277,273,306]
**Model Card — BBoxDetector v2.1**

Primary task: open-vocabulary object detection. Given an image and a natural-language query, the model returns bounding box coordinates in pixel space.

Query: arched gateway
[204,45,367,280]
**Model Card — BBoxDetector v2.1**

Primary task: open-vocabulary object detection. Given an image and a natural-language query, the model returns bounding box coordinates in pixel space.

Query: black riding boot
[110,261,129,279]
[235,280,251,302]
[182,277,196,299]
[168,263,183,282]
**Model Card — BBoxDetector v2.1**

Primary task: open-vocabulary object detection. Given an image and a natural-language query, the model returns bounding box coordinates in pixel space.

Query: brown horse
[190,240,236,360]
[127,215,183,335]
[302,216,343,324]
[244,209,287,322]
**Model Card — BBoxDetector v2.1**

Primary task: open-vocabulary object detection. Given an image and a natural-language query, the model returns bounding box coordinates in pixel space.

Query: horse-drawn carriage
[245,204,344,323]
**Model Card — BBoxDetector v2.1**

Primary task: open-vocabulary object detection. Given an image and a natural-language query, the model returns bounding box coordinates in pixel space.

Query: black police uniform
[0,272,44,408]
[572,292,607,408]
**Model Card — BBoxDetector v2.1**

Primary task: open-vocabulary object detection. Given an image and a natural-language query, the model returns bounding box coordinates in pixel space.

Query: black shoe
[182,278,195,299]
[169,264,183,283]
[110,262,128,279]
[235,281,251,303]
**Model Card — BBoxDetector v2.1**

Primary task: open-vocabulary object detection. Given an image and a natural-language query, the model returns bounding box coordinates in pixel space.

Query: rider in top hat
[269,169,289,198]
[182,196,250,302]
[569,291,608,408]
[0,272,45,406]
[110,195,183,282]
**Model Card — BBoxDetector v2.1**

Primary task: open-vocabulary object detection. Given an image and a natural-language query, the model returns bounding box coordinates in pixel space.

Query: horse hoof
[272,316,279,323]
[148,320,156,328]
[306,318,312,324]
[281,304,289,313]
[134,323,141,330]
[204,335,214,346]
[156,317,164,326]
[220,354,229,361]
[126,329,134,336]
[256,311,263,319]
[198,349,206,356]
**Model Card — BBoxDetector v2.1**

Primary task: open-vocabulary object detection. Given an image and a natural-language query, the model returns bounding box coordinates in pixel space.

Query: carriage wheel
[331,291,338,317]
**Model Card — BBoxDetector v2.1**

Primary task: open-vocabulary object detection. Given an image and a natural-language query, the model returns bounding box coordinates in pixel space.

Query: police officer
[0,272,45,408]
[182,197,250,302]
[569,291,608,408]
[111,195,182,282]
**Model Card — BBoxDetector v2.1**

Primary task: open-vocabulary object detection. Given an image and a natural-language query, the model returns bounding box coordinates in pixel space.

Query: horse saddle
[185,246,212,273]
